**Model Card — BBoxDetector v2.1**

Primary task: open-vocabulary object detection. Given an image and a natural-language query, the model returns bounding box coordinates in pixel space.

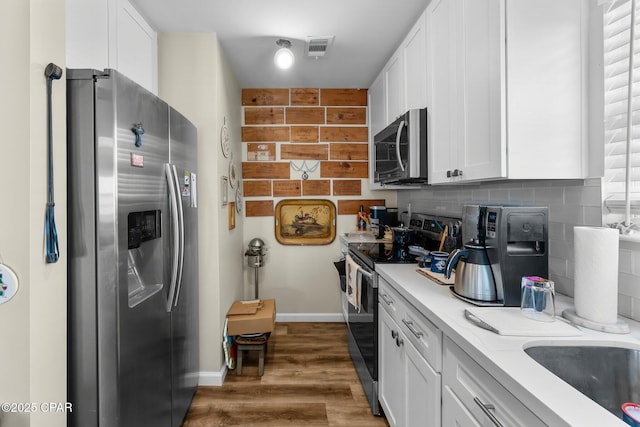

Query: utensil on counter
[438,225,448,251]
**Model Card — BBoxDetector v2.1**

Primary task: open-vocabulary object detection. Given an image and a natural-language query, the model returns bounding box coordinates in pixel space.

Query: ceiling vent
[305,36,335,58]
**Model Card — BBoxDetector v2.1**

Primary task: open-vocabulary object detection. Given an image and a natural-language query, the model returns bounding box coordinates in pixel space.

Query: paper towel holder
[562,309,630,334]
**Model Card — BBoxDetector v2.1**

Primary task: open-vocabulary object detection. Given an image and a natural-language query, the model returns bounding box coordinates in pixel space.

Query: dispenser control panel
[486,210,498,238]
[128,210,161,249]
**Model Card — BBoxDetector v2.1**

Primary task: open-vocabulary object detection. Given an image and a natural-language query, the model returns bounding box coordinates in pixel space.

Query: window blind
[603,0,640,219]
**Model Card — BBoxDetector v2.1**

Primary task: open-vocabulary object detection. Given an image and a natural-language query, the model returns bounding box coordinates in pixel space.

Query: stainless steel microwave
[373,108,428,184]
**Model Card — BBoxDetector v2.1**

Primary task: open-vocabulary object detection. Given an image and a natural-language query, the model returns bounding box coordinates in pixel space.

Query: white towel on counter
[345,254,362,312]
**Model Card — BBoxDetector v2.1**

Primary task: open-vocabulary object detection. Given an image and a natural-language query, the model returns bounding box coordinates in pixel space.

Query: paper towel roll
[573,226,619,324]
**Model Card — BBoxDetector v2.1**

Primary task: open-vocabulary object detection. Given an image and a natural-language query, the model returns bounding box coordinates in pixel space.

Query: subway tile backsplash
[397,178,640,322]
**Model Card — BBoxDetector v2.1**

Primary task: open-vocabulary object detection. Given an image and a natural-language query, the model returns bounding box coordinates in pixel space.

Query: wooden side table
[235,333,270,376]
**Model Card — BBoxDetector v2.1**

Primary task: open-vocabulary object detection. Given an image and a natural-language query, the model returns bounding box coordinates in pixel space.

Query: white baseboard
[199,367,227,386]
[276,313,345,322]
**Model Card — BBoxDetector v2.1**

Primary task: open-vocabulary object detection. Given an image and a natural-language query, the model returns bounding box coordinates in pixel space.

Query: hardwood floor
[183,322,389,427]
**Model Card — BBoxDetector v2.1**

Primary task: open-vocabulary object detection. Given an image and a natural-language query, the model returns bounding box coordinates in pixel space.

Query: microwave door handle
[395,120,405,172]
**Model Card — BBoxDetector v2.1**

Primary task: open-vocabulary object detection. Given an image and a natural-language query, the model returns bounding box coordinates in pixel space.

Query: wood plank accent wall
[242,88,388,218]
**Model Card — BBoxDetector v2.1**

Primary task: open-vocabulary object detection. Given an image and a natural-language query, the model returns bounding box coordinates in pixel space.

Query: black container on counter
[369,206,387,239]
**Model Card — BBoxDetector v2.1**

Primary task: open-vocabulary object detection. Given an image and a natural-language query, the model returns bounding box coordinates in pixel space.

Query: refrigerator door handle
[171,164,186,308]
[165,163,181,312]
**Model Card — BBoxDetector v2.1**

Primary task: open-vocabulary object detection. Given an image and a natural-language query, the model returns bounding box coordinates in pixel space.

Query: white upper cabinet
[370,9,428,132]
[113,0,158,94]
[369,72,386,138]
[426,0,586,184]
[66,0,158,94]
[368,10,428,189]
[385,50,405,125]
[403,13,428,111]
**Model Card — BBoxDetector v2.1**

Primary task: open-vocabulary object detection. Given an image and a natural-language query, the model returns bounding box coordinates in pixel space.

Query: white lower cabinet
[378,278,441,427]
[442,337,546,427]
[405,337,440,426]
[379,307,406,427]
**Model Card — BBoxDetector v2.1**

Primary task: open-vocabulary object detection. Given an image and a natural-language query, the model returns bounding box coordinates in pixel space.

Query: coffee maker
[447,204,548,306]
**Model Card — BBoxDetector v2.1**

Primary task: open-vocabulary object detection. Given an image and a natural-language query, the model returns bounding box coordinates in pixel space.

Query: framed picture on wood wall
[228,202,236,230]
[274,199,336,245]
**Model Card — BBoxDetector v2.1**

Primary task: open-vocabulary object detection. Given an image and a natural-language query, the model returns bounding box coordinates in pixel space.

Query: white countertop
[376,263,640,427]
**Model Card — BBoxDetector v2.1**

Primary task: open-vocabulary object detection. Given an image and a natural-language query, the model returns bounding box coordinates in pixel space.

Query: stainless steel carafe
[444,244,496,301]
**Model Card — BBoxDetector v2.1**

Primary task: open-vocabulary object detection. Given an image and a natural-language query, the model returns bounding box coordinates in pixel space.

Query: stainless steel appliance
[67,69,199,427]
[447,205,548,306]
[345,212,461,416]
[445,243,496,301]
[245,238,267,298]
[374,108,427,184]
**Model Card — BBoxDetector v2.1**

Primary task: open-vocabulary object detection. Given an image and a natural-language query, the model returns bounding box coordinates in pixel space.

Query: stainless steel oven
[345,247,379,415]
[345,213,463,416]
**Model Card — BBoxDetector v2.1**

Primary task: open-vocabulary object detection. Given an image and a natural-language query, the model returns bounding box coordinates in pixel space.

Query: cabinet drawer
[378,276,404,320]
[400,304,442,372]
[443,337,546,427]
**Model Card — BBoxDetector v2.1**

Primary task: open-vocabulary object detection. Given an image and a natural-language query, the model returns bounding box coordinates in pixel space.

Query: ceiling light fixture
[274,39,294,70]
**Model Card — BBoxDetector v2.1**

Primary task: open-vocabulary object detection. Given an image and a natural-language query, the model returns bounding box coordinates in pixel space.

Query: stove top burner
[348,242,418,268]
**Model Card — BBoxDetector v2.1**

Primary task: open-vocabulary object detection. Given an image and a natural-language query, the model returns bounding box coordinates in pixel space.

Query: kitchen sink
[524,345,640,419]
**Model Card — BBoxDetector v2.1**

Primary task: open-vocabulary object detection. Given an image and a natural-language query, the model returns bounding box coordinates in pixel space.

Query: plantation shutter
[603,0,640,216]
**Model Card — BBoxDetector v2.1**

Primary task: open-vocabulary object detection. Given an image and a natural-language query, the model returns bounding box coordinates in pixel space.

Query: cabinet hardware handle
[395,120,406,172]
[473,397,504,427]
[391,330,398,339]
[402,319,424,338]
[451,169,460,177]
[380,294,393,306]
[395,336,404,347]
[446,170,452,178]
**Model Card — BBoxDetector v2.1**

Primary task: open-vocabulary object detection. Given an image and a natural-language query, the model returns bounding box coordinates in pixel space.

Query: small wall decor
[235,186,243,214]
[275,199,336,245]
[228,202,236,229]
[221,176,229,206]
[220,116,231,158]
[228,152,238,189]
[290,160,319,180]
[0,262,19,305]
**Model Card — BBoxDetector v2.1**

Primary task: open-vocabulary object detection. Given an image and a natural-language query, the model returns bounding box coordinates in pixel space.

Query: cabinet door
[404,12,427,111]
[113,0,158,94]
[385,50,405,125]
[405,339,441,427]
[442,386,482,427]
[443,337,546,427]
[505,0,585,179]
[457,0,505,181]
[378,306,405,427]
[369,72,386,139]
[426,0,458,184]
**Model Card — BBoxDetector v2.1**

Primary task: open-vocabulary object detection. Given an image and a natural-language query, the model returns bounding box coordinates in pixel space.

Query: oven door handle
[358,268,373,280]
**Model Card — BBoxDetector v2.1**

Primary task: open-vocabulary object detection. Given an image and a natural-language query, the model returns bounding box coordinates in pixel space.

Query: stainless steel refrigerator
[67,69,199,427]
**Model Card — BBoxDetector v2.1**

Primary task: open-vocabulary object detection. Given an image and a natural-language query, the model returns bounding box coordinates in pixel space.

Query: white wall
[158,32,244,382]
[0,1,67,426]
